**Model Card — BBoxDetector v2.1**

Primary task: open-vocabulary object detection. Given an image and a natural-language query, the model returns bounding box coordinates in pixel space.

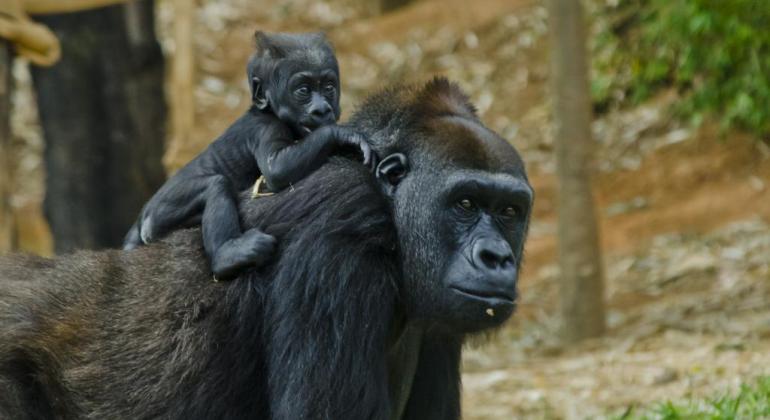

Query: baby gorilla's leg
[133,176,207,246]
[202,175,276,279]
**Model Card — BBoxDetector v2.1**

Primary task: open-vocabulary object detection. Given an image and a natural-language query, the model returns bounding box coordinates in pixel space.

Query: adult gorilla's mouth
[449,286,516,304]
[449,285,517,325]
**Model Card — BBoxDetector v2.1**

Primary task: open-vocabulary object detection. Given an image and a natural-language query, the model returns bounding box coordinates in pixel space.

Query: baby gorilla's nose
[308,92,334,125]
[310,103,332,121]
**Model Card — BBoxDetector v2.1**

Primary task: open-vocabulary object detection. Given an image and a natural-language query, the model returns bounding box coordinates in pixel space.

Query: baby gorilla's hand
[333,127,376,169]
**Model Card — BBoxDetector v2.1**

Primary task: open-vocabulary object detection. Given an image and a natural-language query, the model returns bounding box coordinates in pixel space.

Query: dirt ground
[7,0,770,418]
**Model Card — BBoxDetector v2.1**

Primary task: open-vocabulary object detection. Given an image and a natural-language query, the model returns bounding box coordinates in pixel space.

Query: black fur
[0,78,532,419]
[1,161,396,419]
[123,31,371,280]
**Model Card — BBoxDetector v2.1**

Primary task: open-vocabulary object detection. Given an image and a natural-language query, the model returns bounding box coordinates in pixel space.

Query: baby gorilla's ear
[252,77,269,110]
[254,31,286,59]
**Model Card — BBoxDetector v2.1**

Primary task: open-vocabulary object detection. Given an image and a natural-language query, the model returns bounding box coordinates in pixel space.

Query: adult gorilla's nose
[467,238,517,298]
[472,238,514,271]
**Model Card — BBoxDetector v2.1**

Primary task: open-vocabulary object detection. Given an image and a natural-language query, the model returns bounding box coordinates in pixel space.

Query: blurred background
[1,0,769,418]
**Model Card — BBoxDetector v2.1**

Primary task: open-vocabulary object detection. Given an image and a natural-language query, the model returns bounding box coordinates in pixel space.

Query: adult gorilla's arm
[400,336,462,420]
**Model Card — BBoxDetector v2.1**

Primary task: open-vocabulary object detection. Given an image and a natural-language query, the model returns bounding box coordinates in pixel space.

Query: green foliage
[612,376,770,419]
[592,0,770,137]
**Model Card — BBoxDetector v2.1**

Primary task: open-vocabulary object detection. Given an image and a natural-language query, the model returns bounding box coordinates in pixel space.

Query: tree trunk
[30,0,166,254]
[165,0,194,171]
[0,42,16,253]
[547,0,606,343]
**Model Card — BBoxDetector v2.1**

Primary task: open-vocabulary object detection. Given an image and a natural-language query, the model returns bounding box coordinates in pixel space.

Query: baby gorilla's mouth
[298,121,319,136]
[300,117,334,135]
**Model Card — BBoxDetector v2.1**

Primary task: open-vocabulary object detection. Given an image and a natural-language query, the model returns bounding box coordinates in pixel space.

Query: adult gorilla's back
[0,78,533,420]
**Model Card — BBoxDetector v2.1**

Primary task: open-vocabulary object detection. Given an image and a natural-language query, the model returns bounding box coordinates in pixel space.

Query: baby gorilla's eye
[295,86,310,96]
[324,83,336,93]
[457,198,476,212]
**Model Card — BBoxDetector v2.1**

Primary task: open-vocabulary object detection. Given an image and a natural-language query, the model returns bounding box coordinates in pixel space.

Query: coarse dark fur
[122,31,371,280]
[0,77,532,420]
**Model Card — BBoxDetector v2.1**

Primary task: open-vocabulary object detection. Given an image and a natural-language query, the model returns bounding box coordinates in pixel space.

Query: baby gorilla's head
[247,31,341,139]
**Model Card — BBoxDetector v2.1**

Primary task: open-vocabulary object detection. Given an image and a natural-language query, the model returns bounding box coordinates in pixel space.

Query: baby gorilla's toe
[123,224,143,250]
[139,216,155,244]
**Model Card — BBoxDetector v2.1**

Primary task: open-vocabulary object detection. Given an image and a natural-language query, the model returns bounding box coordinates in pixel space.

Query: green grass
[614,377,770,420]
[591,0,770,138]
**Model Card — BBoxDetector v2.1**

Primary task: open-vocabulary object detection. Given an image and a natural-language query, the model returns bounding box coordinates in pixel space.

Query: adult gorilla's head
[351,77,533,333]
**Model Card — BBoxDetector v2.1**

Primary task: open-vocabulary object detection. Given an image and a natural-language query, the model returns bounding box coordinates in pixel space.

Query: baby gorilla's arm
[257,124,374,192]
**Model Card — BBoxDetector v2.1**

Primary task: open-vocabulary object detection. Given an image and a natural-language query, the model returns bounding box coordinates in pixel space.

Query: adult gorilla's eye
[502,206,518,217]
[458,198,476,211]
[296,86,310,96]
[324,83,336,93]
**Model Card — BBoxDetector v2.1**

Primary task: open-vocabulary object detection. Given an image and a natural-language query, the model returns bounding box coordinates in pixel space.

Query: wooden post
[165,0,195,170]
[23,0,129,15]
[30,2,166,252]
[0,42,16,253]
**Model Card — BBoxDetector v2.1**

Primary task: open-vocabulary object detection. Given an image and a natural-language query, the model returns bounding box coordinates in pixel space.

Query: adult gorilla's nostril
[472,238,514,270]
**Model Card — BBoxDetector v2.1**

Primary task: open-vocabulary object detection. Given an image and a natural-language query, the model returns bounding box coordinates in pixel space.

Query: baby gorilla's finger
[360,140,377,168]
[369,151,379,171]
[347,131,364,144]
[361,142,372,166]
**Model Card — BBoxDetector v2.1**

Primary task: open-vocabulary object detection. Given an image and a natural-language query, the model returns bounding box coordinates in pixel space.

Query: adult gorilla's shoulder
[0,157,401,419]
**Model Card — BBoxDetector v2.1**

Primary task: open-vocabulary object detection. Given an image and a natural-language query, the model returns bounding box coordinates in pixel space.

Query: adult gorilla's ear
[376,153,408,195]
[252,77,269,110]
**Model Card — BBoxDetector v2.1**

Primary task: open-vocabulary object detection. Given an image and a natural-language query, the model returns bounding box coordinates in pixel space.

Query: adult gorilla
[0,78,533,419]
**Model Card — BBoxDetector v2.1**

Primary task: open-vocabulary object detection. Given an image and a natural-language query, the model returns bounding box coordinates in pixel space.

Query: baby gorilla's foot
[211,229,277,280]
[123,224,143,250]
[139,215,157,244]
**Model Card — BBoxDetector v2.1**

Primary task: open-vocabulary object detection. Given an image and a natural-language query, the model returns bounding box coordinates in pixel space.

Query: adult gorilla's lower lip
[449,286,515,304]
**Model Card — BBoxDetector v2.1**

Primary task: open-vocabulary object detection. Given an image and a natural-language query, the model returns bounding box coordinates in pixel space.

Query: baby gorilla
[124,31,372,279]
